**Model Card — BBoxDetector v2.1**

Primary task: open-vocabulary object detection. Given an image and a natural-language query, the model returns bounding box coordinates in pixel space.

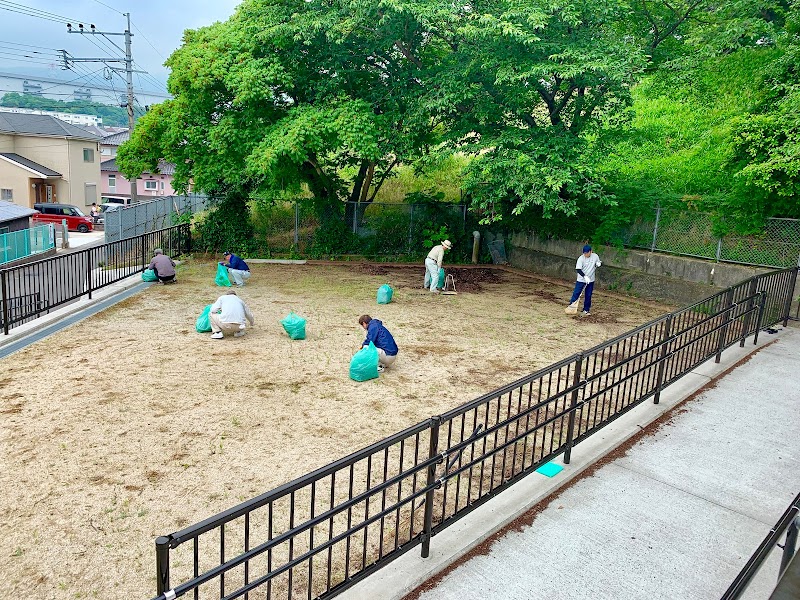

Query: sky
[0,0,241,93]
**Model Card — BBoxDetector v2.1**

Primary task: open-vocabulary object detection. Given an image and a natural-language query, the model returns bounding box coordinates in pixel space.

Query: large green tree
[118,0,438,223]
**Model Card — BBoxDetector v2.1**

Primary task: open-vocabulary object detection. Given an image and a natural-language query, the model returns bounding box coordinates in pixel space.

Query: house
[0,200,37,233]
[100,130,178,200]
[0,112,101,209]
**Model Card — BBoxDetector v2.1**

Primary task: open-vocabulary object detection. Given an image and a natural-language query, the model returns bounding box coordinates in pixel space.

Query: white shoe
[582,311,591,317]
[377,365,385,372]
[234,331,245,338]
[239,323,246,330]
[210,332,223,339]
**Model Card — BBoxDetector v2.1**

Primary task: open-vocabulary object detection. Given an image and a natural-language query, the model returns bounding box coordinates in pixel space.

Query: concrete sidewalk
[343,327,799,600]
[411,329,800,600]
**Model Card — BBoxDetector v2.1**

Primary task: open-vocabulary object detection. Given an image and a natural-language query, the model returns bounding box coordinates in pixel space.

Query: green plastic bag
[195,305,212,333]
[142,268,158,282]
[438,268,445,289]
[350,341,380,381]
[281,311,307,340]
[377,284,393,304]
[215,263,232,287]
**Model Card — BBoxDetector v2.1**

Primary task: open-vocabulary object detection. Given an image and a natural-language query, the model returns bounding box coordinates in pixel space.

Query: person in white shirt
[423,239,452,293]
[569,244,602,316]
[209,290,255,339]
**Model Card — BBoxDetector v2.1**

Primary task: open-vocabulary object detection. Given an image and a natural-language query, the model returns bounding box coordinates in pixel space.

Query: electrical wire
[130,20,167,62]
[88,0,123,15]
[0,0,92,25]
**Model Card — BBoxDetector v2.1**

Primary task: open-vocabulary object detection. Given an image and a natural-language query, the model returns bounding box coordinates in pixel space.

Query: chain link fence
[252,200,468,257]
[615,207,800,268]
[103,194,208,243]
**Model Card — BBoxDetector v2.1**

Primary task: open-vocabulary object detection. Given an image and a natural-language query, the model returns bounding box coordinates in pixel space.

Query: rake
[565,282,587,315]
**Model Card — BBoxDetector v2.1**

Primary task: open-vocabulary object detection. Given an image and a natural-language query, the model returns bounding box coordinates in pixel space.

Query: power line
[131,20,167,61]
[88,0,123,15]
[0,1,92,24]
[0,40,61,52]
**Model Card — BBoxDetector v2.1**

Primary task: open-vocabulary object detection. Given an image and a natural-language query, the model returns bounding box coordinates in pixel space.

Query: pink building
[99,130,178,200]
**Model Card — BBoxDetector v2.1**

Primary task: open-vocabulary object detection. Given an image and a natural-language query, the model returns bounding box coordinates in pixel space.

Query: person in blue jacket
[220,251,251,286]
[358,315,398,372]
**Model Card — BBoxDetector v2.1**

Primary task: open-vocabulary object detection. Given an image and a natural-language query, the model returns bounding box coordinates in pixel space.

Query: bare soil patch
[0,261,668,599]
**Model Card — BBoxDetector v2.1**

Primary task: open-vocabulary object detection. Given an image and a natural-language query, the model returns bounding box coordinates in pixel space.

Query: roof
[0,152,61,177]
[101,157,175,176]
[0,200,38,223]
[0,112,100,140]
[101,130,130,146]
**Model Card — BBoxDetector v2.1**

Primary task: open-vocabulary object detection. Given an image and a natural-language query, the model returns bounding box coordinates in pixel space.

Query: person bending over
[359,315,398,372]
[210,290,254,339]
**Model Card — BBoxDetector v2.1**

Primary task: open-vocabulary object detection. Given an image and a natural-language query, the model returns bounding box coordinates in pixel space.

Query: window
[84,183,97,206]
[0,189,12,201]
[144,180,158,190]
[83,148,95,162]
[101,147,111,156]
[108,175,116,189]
[160,181,165,190]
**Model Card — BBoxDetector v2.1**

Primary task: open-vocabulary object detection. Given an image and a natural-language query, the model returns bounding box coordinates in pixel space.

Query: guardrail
[0,223,190,335]
[721,491,800,600]
[151,266,797,600]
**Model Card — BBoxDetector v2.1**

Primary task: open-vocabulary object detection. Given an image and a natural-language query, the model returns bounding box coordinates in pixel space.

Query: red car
[32,203,95,233]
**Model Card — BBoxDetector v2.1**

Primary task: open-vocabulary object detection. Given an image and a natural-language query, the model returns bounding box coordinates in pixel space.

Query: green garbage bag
[350,341,380,381]
[281,311,307,340]
[377,284,393,304]
[142,268,158,282]
[215,263,232,287]
[196,305,212,333]
[438,268,445,289]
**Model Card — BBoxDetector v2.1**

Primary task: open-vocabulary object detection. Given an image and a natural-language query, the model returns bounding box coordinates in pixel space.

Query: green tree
[117,0,438,223]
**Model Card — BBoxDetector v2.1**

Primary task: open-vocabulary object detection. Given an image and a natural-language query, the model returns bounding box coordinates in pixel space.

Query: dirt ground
[0,261,669,599]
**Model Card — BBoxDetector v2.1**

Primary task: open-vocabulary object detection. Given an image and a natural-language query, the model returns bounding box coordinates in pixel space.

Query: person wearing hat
[569,244,602,316]
[424,239,452,293]
[220,251,251,287]
[148,248,177,283]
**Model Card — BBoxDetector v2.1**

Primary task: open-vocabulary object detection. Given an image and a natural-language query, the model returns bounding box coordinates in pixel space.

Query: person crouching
[149,248,177,283]
[210,290,255,339]
[358,315,398,372]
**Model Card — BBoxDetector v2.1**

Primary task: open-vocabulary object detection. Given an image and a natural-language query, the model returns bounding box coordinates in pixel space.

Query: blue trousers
[569,281,594,312]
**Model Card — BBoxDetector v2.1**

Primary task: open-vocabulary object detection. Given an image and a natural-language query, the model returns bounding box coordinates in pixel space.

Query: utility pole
[66,15,142,203]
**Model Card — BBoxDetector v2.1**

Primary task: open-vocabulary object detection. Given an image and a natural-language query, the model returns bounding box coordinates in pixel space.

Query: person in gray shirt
[148,249,177,283]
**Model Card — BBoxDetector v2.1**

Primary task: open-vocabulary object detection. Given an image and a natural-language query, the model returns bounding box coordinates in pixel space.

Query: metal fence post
[421,416,441,559]
[86,250,92,300]
[740,279,758,347]
[352,201,358,234]
[653,315,673,404]
[715,288,734,363]
[782,267,798,327]
[141,234,147,271]
[779,517,799,577]
[651,205,661,251]
[408,204,414,254]
[294,201,299,247]
[753,292,766,345]
[715,238,722,262]
[1,269,9,335]
[155,536,171,595]
[563,354,584,465]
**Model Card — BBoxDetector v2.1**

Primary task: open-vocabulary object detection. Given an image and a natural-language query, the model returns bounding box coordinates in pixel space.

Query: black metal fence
[721,491,800,600]
[0,223,191,335]
[151,266,798,600]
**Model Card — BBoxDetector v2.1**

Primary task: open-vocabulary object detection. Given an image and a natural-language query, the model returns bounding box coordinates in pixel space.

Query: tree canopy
[117,0,800,237]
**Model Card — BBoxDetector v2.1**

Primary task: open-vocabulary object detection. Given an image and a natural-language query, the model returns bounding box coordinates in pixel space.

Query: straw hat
[442,240,452,249]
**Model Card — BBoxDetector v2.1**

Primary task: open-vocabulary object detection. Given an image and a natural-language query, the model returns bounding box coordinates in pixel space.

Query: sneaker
[377,365,385,373]
[234,331,245,338]
[581,311,591,317]
[239,323,246,330]
[210,332,224,339]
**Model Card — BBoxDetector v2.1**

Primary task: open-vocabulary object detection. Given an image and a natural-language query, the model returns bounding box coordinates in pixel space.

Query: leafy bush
[194,193,258,254]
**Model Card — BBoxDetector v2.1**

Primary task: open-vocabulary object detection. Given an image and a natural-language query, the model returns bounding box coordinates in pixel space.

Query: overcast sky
[0,0,241,91]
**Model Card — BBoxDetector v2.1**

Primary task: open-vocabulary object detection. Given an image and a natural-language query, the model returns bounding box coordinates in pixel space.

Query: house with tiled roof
[0,113,101,208]
[100,129,178,200]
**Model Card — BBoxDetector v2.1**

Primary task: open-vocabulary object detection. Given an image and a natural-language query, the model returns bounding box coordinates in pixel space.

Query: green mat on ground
[535,462,564,477]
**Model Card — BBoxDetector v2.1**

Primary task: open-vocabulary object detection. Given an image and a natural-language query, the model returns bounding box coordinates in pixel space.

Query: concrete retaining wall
[506,232,776,305]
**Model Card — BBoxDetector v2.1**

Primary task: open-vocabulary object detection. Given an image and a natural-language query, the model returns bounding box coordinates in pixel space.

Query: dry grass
[0,261,668,599]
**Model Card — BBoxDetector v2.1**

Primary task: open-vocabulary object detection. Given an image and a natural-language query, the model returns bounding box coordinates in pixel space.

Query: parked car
[100,203,123,213]
[101,196,131,205]
[32,203,95,233]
